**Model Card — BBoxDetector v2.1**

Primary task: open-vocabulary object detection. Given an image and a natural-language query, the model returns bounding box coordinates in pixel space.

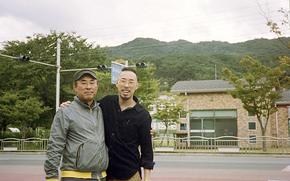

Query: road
[152,153,290,181]
[0,152,289,181]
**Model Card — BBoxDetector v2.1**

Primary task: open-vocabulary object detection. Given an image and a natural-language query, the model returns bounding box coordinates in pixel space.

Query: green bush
[0,131,21,139]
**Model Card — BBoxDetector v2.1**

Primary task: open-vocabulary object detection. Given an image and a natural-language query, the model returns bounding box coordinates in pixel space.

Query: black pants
[61,178,106,181]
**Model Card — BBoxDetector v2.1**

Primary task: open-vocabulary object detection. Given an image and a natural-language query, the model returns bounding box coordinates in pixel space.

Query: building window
[189,109,237,137]
[249,135,256,143]
[248,122,256,130]
[180,123,187,131]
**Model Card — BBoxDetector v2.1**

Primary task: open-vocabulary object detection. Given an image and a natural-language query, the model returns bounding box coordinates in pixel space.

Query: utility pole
[214,64,217,80]
[289,0,290,29]
[56,38,61,111]
[1,45,146,112]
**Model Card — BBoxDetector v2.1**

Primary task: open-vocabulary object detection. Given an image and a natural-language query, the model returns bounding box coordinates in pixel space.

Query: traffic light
[97,64,108,71]
[135,62,147,68]
[15,55,30,62]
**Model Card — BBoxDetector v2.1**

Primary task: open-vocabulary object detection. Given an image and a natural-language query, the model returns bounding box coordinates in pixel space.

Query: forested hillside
[106,37,290,87]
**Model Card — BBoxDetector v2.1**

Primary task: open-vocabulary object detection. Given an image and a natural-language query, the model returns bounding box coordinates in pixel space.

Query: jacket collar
[74,96,98,109]
[114,95,143,112]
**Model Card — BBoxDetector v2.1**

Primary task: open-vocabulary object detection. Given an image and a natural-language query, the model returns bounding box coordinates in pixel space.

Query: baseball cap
[73,69,97,81]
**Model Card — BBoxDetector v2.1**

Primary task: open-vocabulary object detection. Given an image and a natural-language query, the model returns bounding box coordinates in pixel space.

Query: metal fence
[153,136,290,154]
[1,136,290,154]
[0,138,48,151]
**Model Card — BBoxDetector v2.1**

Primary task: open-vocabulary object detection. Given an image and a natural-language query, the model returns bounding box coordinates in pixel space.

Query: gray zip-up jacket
[44,96,109,179]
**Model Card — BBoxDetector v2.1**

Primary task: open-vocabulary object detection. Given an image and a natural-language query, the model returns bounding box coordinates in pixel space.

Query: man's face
[116,71,138,100]
[74,75,98,104]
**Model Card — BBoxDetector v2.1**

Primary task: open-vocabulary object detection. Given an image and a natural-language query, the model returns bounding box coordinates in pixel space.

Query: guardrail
[1,136,290,153]
[153,136,290,153]
[0,138,48,151]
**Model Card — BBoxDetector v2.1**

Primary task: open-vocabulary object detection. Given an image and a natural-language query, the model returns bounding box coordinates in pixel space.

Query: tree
[95,71,117,100]
[222,56,290,151]
[153,95,183,146]
[0,31,108,126]
[0,91,18,133]
[93,62,159,107]
[0,87,49,138]
[135,63,159,109]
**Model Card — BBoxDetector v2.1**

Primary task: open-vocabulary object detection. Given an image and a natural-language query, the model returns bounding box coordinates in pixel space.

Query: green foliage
[153,95,183,133]
[222,56,290,151]
[95,71,117,100]
[93,63,159,109]
[152,94,183,146]
[135,63,159,109]
[0,32,161,134]
[0,87,50,138]
[107,37,290,87]
[0,131,21,139]
[0,31,108,130]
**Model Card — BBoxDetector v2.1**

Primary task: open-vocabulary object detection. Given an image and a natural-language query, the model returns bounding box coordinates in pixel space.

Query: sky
[0,0,289,47]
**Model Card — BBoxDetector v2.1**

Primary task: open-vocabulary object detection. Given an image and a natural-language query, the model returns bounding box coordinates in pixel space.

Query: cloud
[0,16,47,43]
[0,0,289,47]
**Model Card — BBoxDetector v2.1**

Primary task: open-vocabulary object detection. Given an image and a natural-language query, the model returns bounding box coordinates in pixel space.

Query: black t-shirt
[99,95,154,180]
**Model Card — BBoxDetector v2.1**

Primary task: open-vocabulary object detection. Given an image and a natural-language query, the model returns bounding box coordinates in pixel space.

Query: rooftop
[171,80,290,105]
[171,80,234,93]
[276,89,290,105]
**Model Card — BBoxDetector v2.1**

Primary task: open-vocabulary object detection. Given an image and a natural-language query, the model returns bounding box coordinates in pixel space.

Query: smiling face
[116,70,138,101]
[73,74,98,105]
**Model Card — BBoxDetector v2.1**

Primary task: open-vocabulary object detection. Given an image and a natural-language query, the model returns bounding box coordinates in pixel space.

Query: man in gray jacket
[44,69,108,181]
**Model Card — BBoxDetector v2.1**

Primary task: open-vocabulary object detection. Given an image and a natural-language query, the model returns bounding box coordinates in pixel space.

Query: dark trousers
[61,178,106,181]
[107,172,141,181]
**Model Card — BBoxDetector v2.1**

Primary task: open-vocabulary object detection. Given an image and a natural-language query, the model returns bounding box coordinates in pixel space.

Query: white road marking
[282,165,290,172]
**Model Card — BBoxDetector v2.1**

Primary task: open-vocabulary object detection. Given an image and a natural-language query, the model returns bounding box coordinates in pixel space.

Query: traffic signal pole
[1,43,147,113]
[56,38,61,111]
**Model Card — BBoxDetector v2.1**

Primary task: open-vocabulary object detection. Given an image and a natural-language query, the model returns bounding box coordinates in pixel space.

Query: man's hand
[150,128,154,137]
[60,101,71,108]
[143,169,151,181]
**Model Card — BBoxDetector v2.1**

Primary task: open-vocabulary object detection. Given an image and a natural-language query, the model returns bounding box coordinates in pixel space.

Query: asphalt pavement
[0,152,289,181]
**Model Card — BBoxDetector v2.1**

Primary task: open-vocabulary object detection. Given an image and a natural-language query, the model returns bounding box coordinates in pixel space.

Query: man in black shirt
[100,67,154,181]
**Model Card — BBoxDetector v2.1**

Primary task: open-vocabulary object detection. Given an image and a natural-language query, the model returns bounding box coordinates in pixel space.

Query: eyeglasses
[118,79,136,86]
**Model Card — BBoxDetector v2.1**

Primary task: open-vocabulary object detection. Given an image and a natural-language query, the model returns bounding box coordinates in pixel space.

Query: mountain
[105,37,290,87]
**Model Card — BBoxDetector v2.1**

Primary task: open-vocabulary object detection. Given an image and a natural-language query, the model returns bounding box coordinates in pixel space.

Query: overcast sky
[0,0,289,47]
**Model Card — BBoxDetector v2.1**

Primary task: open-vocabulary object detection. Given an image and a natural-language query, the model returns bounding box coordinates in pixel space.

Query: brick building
[171,80,290,141]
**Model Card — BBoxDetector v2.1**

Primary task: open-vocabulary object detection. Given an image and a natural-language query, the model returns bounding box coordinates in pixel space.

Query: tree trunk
[159,125,168,147]
[257,116,268,152]
[0,121,8,138]
[261,129,267,152]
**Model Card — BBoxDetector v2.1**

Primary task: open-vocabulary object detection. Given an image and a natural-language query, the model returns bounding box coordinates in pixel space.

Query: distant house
[171,80,290,141]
